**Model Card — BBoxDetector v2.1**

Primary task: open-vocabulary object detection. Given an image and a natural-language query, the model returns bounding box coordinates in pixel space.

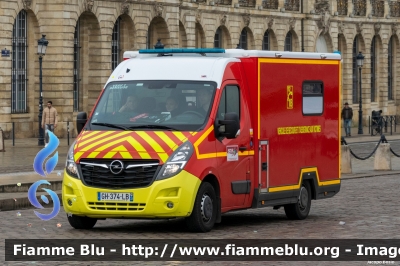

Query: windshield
[90,80,217,131]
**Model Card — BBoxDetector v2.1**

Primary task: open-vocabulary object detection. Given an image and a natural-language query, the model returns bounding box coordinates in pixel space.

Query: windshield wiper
[128,125,178,131]
[91,122,130,130]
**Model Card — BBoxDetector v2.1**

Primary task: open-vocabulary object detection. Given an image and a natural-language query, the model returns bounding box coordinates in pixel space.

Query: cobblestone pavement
[1,175,400,266]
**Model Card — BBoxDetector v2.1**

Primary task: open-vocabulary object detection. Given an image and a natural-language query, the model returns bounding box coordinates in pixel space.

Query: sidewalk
[0,126,400,211]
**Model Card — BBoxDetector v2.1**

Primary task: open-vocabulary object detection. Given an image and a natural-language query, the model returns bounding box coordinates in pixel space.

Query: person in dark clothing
[341,102,353,137]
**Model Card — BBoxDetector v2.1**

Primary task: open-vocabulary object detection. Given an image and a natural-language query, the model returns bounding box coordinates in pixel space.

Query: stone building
[0,0,399,139]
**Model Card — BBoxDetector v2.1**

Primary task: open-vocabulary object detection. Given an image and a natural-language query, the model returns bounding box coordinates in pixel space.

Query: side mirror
[215,112,240,139]
[76,112,87,134]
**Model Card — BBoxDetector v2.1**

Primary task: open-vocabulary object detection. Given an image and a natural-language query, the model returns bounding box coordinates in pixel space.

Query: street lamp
[37,35,49,146]
[357,51,365,134]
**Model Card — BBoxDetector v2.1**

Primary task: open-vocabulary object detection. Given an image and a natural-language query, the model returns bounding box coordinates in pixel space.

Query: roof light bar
[139,48,225,54]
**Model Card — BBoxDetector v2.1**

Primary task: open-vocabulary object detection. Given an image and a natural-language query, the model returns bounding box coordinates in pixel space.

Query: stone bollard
[374,143,391,170]
[341,145,352,174]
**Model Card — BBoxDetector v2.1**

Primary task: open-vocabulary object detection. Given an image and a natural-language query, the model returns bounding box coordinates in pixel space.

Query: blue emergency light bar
[139,48,225,54]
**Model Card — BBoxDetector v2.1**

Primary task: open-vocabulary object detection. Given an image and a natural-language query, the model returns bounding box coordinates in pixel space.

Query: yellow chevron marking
[138,152,152,159]
[86,135,132,152]
[124,136,151,159]
[113,145,128,152]
[81,131,131,151]
[74,151,85,162]
[104,152,117,158]
[136,132,165,153]
[154,132,178,150]
[173,132,188,142]
[88,152,100,158]
[79,131,116,146]
[158,153,169,163]
[119,152,133,159]
[191,132,197,136]
[194,126,215,159]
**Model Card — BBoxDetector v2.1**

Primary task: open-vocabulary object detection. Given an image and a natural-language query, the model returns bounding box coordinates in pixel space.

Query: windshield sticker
[227,145,238,161]
[109,84,128,90]
[204,84,210,86]
[136,83,143,86]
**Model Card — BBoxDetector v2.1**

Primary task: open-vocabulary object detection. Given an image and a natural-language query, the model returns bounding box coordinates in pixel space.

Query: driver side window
[217,85,240,120]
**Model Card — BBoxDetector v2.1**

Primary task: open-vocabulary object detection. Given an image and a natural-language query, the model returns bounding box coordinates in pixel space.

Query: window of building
[371,36,376,102]
[214,27,222,48]
[352,36,359,103]
[11,10,27,113]
[73,19,80,111]
[284,31,292,51]
[239,28,248,50]
[263,30,270,50]
[302,81,323,115]
[388,36,394,100]
[111,18,121,70]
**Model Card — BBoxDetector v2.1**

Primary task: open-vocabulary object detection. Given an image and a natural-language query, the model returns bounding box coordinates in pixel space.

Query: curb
[0,192,62,211]
[341,171,400,180]
[0,180,62,193]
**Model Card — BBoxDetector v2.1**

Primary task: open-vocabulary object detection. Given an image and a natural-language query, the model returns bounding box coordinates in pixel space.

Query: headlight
[65,141,79,179]
[156,141,193,180]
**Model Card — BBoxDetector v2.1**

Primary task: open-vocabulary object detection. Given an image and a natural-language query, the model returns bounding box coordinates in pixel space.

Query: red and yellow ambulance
[63,48,341,232]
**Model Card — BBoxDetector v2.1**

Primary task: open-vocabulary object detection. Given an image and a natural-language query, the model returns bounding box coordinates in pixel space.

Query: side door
[215,84,252,209]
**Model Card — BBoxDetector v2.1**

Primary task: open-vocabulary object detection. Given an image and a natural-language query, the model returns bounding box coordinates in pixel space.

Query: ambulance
[63,48,341,232]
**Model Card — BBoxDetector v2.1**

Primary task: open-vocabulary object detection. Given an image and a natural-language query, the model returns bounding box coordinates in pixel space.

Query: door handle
[239,146,247,151]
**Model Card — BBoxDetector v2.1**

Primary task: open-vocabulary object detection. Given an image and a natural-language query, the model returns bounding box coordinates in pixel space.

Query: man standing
[41,100,58,146]
[341,102,353,137]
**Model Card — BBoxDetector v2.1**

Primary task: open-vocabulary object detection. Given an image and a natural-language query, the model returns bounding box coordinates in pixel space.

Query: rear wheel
[185,182,217,232]
[67,214,97,229]
[284,181,311,220]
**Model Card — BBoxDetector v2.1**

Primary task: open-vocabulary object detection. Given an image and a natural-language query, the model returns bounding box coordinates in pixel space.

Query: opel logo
[109,160,124,175]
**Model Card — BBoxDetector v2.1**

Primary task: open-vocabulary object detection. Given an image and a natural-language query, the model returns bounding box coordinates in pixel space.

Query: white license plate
[97,192,133,202]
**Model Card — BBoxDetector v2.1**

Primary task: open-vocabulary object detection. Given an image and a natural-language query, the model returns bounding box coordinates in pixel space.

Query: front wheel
[185,182,217,232]
[284,181,311,220]
[67,214,97,229]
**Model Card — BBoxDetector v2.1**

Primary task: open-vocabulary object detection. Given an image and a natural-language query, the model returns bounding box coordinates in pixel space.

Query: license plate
[97,192,133,202]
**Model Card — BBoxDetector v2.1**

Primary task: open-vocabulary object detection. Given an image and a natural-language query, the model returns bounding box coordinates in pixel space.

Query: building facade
[0,0,399,138]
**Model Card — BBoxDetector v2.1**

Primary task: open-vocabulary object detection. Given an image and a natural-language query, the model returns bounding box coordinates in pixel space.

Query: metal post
[368,116,370,135]
[67,120,70,146]
[357,66,363,134]
[12,122,14,146]
[390,116,393,135]
[38,56,44,146]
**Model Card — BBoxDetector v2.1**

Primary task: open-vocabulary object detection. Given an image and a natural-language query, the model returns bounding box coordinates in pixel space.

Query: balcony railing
[239,0,256,7]
[353,0,366,16]
[372,0,384,17]
[337,0,348,15]
[389,1,400,17]
[262,0,278,9]
[284,0,300,11]
[215,0,232,5]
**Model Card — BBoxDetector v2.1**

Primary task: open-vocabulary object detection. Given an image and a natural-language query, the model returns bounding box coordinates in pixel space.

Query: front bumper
[62,169,201,219]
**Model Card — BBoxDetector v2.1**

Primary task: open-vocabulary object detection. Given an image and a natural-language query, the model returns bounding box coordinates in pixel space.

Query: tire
[185,182,217,232]
[67,214,97,229]
[284,181,312,220]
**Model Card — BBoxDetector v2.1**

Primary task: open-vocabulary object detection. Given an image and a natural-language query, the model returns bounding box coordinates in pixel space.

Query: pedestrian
[41,100,58,146]
[341,102,353,137]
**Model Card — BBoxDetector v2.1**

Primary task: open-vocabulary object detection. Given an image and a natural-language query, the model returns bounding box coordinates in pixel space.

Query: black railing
[369,115,397,136]
[239,0,256,7]
[262,0,278,9]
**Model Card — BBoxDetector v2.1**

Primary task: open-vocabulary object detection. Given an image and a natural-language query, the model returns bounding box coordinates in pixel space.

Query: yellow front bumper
[62,169,201,219]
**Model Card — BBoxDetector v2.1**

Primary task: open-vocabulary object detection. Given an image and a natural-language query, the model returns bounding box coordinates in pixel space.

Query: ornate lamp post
[37,35,49,146]
[357,51,365,134]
